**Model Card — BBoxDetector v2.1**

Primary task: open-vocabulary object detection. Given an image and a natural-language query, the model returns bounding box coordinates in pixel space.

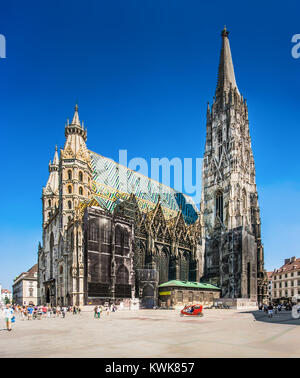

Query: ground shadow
[240,310,300,325]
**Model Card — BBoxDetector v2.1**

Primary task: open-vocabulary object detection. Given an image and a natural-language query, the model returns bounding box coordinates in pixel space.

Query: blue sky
[0,0,300,289]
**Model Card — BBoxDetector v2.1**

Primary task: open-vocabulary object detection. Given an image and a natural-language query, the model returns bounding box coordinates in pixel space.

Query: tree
[4,297,10,305]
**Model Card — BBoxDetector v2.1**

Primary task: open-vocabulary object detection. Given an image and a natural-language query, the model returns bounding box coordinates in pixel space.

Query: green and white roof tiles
[80,151,199,225]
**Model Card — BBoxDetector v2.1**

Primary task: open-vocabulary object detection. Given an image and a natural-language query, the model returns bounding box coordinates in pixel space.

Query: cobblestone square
[1,309,300,358]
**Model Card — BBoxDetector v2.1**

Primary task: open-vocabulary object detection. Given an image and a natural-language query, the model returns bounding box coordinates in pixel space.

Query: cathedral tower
[201,28,267,302]
[59,104,93,230]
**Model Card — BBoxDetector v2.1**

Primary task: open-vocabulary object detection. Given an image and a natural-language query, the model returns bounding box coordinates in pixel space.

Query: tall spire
[52,145,59,165]
[216,27,240,96]
[71,104,81,126]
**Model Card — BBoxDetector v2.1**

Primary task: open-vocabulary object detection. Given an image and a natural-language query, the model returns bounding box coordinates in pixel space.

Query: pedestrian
[267,303,274,318]
[94,306,98,319]
[3,304,13,331]
[61,307,66,318]
[27,305,33,320]
[97,305,102,319]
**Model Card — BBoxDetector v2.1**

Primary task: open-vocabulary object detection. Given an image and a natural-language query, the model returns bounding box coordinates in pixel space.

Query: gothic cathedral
[37,28,268,307]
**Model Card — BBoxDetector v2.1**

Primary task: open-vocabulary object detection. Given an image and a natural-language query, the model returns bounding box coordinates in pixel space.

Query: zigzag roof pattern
[79,151,199,225]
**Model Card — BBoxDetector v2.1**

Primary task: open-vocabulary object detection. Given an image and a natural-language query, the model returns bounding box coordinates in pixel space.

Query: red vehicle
[180,304,203,317]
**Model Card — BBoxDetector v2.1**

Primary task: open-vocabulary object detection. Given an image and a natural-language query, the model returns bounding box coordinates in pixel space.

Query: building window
[68,185,72,194]
[48,199,51,207]
[124,229,129,248]
[215,191,223,222]
[68,170,72,180]
[291,272,294,277]
[79,187,83,195]
[285,274,288,278]
[79,171,83,182]
[89,222,99,242]
[68,201,72,209]
[177,291,183,302]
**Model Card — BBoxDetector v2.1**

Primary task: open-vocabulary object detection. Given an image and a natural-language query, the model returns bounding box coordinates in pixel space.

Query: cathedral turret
[59,105,92,229]
[42,146,59,227]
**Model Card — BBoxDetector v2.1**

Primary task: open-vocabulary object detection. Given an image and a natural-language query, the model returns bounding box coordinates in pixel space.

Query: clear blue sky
[1,0,300,290]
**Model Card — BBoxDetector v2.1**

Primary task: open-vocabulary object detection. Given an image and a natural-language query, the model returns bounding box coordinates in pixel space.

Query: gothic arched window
[179,251,189,281]
[48,199,51,207]
[68,185,72,194]
[242,189,247,214]
[115,226,122,246]
[50,232,54,279]
[79,186,83,196]
[68,201,72,209]
[79,171,83,182]
[215,191,223,223]
[123,229,129,248]
[159,249,169,284]
[68,170,72,180]
[116,265,129,284]
[89,222,99,242]
[217,130,223,159]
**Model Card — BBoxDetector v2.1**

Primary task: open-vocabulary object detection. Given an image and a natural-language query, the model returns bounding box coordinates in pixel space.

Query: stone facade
[201,27,268,302]
[38,106,203,307]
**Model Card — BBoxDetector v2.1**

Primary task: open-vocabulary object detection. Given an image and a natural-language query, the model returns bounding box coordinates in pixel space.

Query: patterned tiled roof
[80,151,199,225]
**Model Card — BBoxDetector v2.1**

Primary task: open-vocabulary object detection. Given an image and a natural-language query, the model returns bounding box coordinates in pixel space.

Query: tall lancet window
[217,130,222,160]
[216,191,223,222]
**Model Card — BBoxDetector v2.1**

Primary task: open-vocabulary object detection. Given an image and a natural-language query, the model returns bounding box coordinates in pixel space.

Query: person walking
[97,305,102,319]
[3,304,13,331]
[61,307,66,318]
[267,303,274,318]
[27,305,33,320]
[94,306,98,319]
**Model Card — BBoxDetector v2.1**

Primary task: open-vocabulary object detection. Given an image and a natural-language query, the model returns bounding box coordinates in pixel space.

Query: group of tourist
[94,304,117,318]
[0,303,82,331]
[258,302,292,318]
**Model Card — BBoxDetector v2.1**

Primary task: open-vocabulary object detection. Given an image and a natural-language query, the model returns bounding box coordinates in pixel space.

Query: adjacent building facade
[271,257,300,303]
[1,288,12,304]
[37,29,267,307]
[13,264,38,305]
